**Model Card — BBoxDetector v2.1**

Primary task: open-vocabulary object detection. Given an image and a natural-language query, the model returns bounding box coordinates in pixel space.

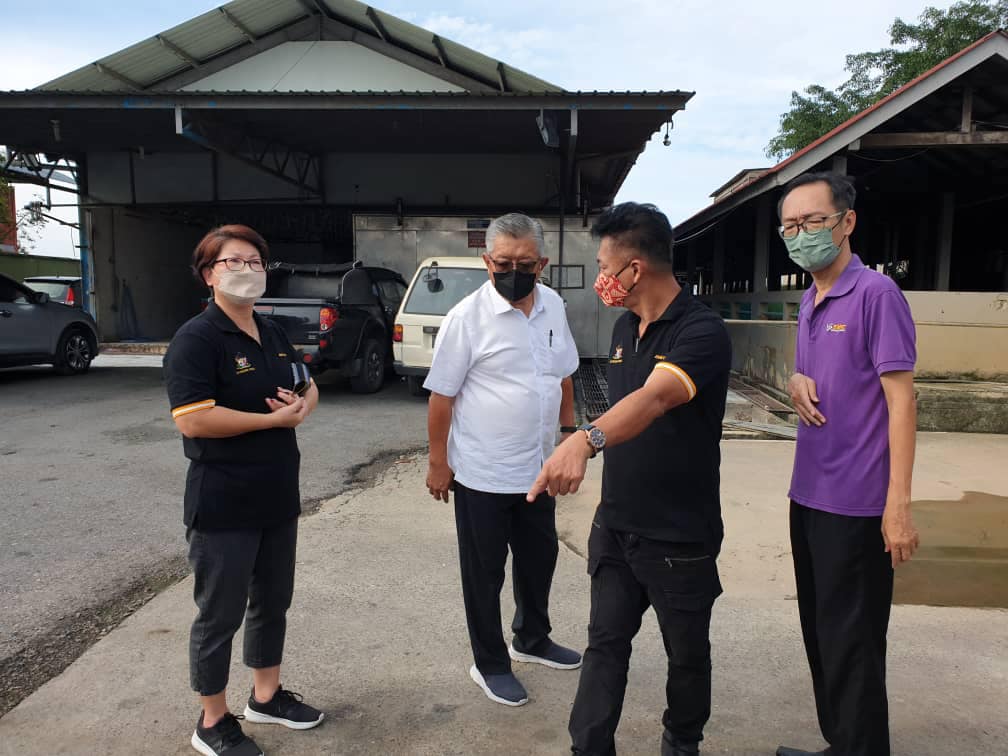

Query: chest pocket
[540,321,572,378]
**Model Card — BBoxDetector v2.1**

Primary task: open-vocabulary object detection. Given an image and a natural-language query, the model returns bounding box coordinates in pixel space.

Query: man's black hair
[591,202,674,267]
[777,172,856,218]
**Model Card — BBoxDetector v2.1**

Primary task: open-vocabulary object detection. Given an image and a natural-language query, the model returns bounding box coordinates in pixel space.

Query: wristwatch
[579,423,606,458]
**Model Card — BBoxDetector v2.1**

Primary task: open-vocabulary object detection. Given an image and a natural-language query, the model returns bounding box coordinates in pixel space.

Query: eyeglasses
[778,210,847,240]
[490,258,540,274]
[211,257,266,273]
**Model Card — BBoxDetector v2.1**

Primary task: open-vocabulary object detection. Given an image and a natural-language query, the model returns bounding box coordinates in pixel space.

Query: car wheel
[407,375,429,397]
[350,338,385,394]
[53,328,94,375]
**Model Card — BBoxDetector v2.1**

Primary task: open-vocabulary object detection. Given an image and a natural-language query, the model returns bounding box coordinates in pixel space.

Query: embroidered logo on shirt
[610,344,624,364]
[234,353,255,375]
[826,323,847,333]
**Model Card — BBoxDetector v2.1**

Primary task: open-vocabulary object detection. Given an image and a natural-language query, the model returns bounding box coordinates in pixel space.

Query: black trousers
[453,482,559,675]
[187,517,298,695]
[790,501,894,756]
[569,520,722,756]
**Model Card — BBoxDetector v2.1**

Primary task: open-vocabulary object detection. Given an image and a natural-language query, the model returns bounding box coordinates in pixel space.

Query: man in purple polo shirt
[775,172,919,756]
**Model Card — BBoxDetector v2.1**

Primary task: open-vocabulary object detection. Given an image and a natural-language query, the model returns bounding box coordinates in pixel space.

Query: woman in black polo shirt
[164,225,323,756]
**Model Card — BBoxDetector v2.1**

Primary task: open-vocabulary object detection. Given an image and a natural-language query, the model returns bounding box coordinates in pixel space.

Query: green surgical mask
[784,227,843,273]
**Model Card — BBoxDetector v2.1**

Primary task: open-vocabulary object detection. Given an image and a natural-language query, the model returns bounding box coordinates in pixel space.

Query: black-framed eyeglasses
[778,210,846,240]
[212,257,266,273]
[490,258,540,274]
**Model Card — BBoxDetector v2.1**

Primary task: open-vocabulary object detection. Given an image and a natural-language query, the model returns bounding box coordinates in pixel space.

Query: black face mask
[493,270,537,302]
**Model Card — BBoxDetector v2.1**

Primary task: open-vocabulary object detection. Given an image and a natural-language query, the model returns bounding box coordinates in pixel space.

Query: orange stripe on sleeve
[654,362,697,400]
[171,399,216,419]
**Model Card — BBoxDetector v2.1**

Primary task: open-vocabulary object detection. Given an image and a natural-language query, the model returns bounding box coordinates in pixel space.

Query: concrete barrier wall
[724,291,1008,391]
[0,253,81,281]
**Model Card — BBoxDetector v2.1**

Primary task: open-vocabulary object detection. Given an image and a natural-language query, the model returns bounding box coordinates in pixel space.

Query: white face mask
[215,268,266,305]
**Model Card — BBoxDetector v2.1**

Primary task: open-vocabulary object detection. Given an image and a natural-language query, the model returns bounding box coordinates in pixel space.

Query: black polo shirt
[163,302,302,530]
[597,290,731,553]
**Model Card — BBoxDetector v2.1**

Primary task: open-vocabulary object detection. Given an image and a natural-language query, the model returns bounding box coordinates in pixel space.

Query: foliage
[766,1,1008,160]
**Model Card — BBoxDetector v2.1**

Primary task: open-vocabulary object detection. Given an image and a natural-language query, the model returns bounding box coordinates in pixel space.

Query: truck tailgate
[254,298,332,346]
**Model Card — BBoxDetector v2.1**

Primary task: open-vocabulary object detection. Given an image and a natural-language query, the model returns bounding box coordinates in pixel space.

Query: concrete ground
[1,435,1006,755]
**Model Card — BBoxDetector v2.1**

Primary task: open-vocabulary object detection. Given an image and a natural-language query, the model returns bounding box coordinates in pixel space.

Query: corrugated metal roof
[38,0,561,94]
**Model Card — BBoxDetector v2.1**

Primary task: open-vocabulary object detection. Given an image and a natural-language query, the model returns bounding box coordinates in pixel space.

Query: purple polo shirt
[788,254,916,517]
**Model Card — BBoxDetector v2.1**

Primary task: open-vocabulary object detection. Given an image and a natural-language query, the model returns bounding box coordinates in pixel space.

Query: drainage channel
[575,360,610,422]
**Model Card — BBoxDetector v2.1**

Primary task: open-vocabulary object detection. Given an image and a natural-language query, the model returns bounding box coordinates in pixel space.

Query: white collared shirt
[424,280,580,494]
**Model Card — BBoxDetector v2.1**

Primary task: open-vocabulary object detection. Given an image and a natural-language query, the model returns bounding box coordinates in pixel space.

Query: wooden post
[713,223,725,295]
[961,86,973,133]
[935,193,954,291]
[754,194,770,294]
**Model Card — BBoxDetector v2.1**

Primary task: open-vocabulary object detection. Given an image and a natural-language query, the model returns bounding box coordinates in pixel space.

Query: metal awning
[0,90,691,207]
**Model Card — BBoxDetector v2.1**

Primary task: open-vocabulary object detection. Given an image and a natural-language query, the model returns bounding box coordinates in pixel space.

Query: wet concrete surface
[894,491,1008,608]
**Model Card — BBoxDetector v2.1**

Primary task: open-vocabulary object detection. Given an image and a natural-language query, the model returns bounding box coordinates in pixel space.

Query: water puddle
[894,491,1008,608]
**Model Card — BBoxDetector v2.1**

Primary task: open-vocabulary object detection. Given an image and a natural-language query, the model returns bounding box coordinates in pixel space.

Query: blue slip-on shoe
[509,640,582,670]
[469,664,529,706]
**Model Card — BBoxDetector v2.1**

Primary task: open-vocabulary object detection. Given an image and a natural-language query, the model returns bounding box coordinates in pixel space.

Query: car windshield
[25,282,69,300]
[403,267,486,316]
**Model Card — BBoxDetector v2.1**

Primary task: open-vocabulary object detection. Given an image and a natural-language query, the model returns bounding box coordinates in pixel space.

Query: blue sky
[3,0,943,257]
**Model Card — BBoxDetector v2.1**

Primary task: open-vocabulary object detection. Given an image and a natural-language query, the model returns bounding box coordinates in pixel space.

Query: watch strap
[560,425,578,433]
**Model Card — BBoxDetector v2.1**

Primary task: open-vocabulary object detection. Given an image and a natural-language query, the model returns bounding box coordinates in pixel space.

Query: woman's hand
[265,390,308,428]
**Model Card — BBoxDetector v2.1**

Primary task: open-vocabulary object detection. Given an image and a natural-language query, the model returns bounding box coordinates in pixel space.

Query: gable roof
[37,0,560,94]
[675,29,1008,235]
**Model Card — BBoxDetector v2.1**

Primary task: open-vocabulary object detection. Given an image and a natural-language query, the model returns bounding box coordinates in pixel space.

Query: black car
[23,276,83,308]
[255,262,407,393]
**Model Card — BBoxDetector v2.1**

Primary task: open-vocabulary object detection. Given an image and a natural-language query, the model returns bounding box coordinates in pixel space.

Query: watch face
[588,427,606,449]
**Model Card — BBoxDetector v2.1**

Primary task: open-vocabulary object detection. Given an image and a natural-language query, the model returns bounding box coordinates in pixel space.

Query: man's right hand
[788,372,825,427]
[427,460,455,502]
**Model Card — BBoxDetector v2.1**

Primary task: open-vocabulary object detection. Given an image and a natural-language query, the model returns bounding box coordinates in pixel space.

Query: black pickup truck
[254,262,408,393]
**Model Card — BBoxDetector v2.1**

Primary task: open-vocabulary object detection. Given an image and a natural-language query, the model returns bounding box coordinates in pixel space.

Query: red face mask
[593,262,636,307]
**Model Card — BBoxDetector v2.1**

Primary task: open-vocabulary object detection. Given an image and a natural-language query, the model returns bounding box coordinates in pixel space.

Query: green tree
[766,0,1008,160]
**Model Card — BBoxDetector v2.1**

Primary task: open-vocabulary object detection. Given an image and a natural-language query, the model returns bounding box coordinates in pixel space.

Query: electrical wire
[851,148,932,163]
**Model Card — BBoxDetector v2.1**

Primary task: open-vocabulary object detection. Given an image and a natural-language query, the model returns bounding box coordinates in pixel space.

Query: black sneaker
[191,712,263,756]
[243,686,324,730]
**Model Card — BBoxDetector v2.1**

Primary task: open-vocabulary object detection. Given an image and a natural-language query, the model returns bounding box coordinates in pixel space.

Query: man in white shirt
[424,213,583,707]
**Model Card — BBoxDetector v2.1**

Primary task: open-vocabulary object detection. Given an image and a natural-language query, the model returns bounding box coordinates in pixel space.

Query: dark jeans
[569,520,722,756]
[453,482,559,675]
[790,501,894,756]
[187,517,298,695]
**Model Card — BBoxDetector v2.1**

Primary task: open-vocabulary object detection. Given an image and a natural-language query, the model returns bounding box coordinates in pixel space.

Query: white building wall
[182,42,465,92]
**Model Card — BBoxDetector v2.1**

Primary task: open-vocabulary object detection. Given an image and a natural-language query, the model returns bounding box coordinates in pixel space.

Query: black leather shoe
[661,732,699,755]
[776,747,830,756]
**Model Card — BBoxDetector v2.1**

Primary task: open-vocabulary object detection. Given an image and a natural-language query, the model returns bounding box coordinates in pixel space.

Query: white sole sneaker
[242,705,325,730]
[469,664,528,706]
[191,730,264,756]
[508,643,582,670]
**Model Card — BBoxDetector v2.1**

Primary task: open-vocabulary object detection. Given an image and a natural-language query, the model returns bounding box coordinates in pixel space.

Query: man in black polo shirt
[529,203,731,756]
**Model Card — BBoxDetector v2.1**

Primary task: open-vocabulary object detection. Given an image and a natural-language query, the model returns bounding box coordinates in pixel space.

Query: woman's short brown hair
[191,224,269,288]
